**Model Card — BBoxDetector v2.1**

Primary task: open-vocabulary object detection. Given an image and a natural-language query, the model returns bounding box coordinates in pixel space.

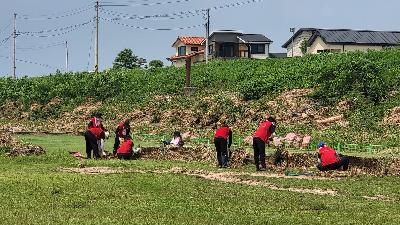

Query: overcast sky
[0,0,399,77]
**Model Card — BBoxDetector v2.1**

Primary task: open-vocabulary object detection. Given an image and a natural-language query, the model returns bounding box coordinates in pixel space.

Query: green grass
[0,134,399,224]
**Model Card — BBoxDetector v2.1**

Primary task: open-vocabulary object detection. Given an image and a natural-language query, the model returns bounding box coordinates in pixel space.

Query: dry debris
[0,131,45,157]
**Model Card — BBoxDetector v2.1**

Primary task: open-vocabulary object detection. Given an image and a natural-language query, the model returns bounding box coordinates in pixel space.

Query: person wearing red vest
[87,112,105,130]
[117,135,134,160]
[113,119,131,154]
[214,121,232,168]
[317,142,349,171]
[252,116,276,171]
[84,127,105,159]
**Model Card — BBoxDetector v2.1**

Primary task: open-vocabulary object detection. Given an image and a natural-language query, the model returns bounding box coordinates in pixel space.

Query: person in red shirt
[87,112,105,130]
[316,142,349,171]
[214,121,233,168]
[113,119,131,154]
[252,116,276,171]
[117,135,134,160]
[84,127,105,159]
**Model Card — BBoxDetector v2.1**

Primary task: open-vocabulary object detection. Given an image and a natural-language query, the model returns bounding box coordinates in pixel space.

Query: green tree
[113,48,142,69]
[300,39,308,55]
[149,60,164,68]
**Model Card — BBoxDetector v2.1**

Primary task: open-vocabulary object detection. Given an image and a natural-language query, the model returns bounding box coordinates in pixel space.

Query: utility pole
[205,8,210,64]
[13,13,17,79]
[95,1,99,74]
[93,1,127,74]
[65,41,69,72]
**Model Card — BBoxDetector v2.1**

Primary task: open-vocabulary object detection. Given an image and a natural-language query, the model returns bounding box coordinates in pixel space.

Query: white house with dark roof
[282,28,400,57]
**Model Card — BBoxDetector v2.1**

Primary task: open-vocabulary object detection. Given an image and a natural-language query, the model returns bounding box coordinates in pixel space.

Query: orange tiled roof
[177,36,205,45]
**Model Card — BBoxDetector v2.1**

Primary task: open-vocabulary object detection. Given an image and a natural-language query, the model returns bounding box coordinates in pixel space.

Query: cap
[317,141,326,149]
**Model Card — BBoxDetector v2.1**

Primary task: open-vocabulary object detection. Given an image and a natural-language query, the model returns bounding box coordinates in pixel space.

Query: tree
[149,60,164,68]
[113,48,144,69]
[300,39,308,55]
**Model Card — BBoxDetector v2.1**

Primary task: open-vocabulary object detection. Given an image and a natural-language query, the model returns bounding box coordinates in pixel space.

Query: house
[167,36,206,67]
[282,28,400,57]
[206,30,273,59]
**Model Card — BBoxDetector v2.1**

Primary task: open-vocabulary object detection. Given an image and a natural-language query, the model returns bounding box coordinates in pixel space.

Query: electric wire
[19,21,93,34]
[209,0,264,11]
[0,21,12,36]
[19,22,92,38]
[99,7,203,20]
[115,0,193,7]
[100,17,203,30]
[18,5,92,20]
[0,34,13,47]
[0,55,56,69]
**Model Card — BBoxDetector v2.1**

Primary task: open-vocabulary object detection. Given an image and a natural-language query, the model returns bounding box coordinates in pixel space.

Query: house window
[208,45,214,54]
[250,44,265,54]
[178,46,186,56]
[191,47,199,52]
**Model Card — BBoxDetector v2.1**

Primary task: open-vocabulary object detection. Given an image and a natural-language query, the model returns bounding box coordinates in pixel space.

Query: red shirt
[319,146,339,166]
[117,139,133,154]
[214,127,231,139]
[253,121,273,143]
[89,127,104,140]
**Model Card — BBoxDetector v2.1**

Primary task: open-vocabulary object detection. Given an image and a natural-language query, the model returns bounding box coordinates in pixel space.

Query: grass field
[0,134,399,225]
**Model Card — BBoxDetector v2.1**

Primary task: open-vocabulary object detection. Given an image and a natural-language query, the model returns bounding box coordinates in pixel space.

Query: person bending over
[252,116,276,171]
[214,121,232,168]
[316,141,349,171]
[117,135,134,160]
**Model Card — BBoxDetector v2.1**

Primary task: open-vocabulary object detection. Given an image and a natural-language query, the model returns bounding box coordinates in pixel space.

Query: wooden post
[185,57,191,96]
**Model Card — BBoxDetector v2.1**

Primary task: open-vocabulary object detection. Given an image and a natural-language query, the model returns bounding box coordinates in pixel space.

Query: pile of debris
[134,146,399,176]
[0,131,45,157]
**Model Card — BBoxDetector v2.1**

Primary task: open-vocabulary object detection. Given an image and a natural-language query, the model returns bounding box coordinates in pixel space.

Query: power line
[116,0,194,7]
[0,21,12,36]
[19,22,92,38]
[210,0,264,11]
[99,0,263,21]
[0,34,13,46]
[0,55,56,69]
[18,5,92,20]
[99,7,203,20]
[19,21,92,35]
[1,42,65,51]
[100,17,203,30]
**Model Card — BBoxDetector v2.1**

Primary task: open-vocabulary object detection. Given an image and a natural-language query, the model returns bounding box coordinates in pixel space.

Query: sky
[0,0,399,77]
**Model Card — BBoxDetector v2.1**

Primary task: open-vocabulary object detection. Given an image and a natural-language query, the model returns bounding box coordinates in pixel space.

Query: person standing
[84,126,105,159]
[316,142,350,171]
[252,116,276,171]
[113,119,131,154]
[214,121,232,168]
[88,112,107,157]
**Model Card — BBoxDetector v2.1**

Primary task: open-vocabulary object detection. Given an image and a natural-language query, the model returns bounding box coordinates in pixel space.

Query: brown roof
[172,36,205,46]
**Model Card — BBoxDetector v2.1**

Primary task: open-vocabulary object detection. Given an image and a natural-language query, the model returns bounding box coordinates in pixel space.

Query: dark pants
[84,131,100,159]
[113,134,120,154]
[214,137,228,167]
[253,137,266,170]
[317,157,350,171]
[117,152,133,160]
